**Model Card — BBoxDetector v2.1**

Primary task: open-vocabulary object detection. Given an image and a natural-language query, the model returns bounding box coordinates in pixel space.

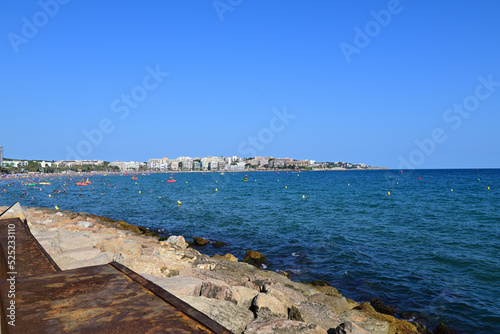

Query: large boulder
[290,301,341,332]
[369,298,397,316]
[252,293,288,320]
[200,279,237,303]
[180,267,245,286]
[313,285,342,298]
[243,250,268,267]
[335,321,371,334]
[193,236,209,246]
[232,286,259,309]
[264,284,307,309]
[180,296,254,334]
[338,310,390,334]
[308,293,350,314]
[54,230,101,252]
[244,318,327,334]
[166,235,188,249]
[213,253,238,262]
[97,238,143,257]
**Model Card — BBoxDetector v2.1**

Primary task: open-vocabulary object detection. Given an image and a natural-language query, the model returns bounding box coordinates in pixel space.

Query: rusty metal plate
[0,218,60,279]
[1,262,232,333]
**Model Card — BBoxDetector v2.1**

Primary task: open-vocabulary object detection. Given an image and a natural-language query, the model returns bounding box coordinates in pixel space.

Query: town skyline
[1,149,378,172]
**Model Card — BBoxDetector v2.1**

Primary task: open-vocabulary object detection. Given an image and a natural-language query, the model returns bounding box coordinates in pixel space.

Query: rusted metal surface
[0,262,233,333]
[0,218,61,279]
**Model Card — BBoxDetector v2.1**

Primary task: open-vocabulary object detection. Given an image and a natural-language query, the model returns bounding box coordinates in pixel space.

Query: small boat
[220,172,225,175]
[166,180,177,183]
[131,176,138,180]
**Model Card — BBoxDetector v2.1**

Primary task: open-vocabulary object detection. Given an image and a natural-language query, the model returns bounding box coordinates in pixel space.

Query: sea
[1,169,499,333]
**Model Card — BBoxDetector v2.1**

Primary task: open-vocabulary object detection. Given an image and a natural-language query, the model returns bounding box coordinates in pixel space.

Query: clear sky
[1,0,499,168]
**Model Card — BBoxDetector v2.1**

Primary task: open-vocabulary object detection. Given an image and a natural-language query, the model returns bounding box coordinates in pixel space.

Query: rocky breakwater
[9,206,433,334]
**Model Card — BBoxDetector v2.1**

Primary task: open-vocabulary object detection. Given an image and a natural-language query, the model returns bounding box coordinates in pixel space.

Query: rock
[200,279,237,303]
[412,322,431,334]
[166,235,188,249]
[290,301,341,332]
[255,271,320,297]
[252,293,288,320]
[313,285,342,298]
[77,220,94,228]
[180,267,245,286]
[180,296,254,334]
[346,298,360,310]
[97,239,143,257]
[278,271,290,278]
[244,318,327,334]
[433,323,456,334]
[54,230,101,252]
[338,310,390,334]
[212,241,228,248]
[369,298,397,316]
[355,302,376,313]
[358,308,420,334]
[243,250,268,267]
[308,294,350,315]
[311,280,330,287]
[193,236,209,246]
[335,321,371,334]
[264,284,307,309]
[232,286,259,309]
[213,253,238,262]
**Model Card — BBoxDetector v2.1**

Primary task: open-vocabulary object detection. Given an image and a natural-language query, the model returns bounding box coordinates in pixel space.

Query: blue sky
[1,0,499,168]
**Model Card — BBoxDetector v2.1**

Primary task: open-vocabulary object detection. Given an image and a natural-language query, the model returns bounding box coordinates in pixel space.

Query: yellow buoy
[215,188,218,191]
[255,180,257,182]
[216,181,218,183]
[302,195,305,199]
[49,194,52,197]
[177,200,181,205]
[139,191,141,194]
[186,182,188,183]
[348,183,350,186]
[55,206,59,210]
[278,180,279,182]
[488,187,490,190]
[285,186,287,189]
[451,189,453,192]
[388,191,391,196]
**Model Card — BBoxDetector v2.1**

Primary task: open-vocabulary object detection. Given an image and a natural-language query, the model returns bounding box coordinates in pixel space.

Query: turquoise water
[1,169,499,333]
